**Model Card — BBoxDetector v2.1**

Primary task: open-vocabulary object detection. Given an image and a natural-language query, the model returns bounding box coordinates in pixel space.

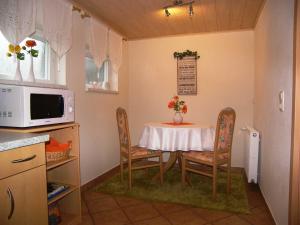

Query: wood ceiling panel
[200,0,217,32]
[215,0,231,30]
[241,0,265,28]
[229,0,247,29]
[73,0,265,40]
[193,3,208,33]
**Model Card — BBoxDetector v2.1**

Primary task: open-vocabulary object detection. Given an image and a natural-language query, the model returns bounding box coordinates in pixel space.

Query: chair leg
[120,155,124,182]
[181,156,186,186]
[159,154,163,185]
[227,161,231,194]
[128,159,132,190]
[212,164,217,199]
[144,167,149,177]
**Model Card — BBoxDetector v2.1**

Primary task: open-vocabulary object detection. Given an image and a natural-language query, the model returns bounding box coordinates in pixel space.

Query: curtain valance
[85,17,108,68]
[85,19,123,72]
[0,0,36,45]
[108,29,123,73]
[42,0,72,59]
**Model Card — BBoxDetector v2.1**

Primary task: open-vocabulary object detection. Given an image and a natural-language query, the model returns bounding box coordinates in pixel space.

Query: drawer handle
[7,187,15,220]
[11,154,37,163]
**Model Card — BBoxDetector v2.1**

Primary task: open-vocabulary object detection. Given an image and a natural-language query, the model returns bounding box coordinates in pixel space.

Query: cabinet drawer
[0,143,45,179]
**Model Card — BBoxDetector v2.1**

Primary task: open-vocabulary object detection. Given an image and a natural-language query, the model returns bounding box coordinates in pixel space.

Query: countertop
[0,131,49,152]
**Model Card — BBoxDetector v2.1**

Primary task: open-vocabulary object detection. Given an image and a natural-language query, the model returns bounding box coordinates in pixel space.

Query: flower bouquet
[168,96,187,123]
[7,44,25,81]
[6,39,39,82]
[7,44,25,60]
[23,40,39,82]
[23,40,39,57]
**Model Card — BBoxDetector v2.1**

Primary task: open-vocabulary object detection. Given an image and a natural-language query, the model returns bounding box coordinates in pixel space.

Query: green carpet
[95,167,249,214]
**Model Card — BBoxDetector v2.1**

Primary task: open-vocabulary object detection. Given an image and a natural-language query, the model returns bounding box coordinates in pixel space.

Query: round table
[138,122,215,173]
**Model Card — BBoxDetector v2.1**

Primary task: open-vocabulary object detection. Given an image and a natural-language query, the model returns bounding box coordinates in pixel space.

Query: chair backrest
[213,107,236,155]
[116,107,131,154]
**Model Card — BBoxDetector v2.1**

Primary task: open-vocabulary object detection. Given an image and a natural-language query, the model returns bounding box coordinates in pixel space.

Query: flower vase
[14,60,23,82]
[173,112,183,124]
[27,55,35,82]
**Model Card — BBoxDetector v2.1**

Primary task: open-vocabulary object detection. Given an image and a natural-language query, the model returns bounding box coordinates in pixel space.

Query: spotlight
[165,8,171,17]
[189,4,194,16]
[163,0,194,17]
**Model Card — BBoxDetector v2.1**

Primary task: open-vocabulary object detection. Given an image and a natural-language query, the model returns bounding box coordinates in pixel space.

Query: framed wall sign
[177,56,197,95]
[174,50,200,96]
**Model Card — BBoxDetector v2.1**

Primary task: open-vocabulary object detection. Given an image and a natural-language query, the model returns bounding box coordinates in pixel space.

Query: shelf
[47,156,78,170]
[0,122,79,133]
[48,184,78,205]
[0,79,67,89]
[86,87,119,94]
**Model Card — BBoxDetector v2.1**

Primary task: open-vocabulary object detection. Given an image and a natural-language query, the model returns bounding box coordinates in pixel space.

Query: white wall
[254,0,294,224]
[66,12,129,185]
[128,31,255,167]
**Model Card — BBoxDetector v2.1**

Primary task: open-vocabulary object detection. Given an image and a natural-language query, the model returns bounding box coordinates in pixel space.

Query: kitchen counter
[0,131,49,152]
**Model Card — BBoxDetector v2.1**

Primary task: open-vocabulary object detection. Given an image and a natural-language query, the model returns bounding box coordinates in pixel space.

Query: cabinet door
[0,165,48,225]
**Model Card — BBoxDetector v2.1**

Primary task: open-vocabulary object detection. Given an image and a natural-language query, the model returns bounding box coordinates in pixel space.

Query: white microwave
[0,84,75,127]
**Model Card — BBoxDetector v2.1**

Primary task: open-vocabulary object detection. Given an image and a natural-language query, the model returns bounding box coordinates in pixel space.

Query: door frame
[290,0,300,224]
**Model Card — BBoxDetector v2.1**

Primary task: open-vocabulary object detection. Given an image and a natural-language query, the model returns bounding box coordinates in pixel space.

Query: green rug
[95,167,249,214]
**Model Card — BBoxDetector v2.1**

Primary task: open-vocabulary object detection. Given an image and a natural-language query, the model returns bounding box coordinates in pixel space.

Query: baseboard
[81,165,120,192]
[258,184,279,225]
[240,168,277,223]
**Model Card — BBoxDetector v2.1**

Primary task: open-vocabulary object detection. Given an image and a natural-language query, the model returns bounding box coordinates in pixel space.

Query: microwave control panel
[0,85,24,127]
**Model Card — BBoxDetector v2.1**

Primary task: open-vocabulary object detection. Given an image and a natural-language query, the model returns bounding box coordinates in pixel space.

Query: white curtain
[85,17,108,68]
[108,29,123,73]
[0,0,36,44]
[42,0,72,59]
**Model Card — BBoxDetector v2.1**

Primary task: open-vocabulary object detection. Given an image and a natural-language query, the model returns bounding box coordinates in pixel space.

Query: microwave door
[30,94,64,120]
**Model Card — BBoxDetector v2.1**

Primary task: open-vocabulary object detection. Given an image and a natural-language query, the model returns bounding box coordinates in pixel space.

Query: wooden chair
[116,107,163,190]
[181,107,236,199]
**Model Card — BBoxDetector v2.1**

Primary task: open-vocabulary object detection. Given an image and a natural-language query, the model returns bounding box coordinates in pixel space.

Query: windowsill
[0,79,67,89]
[86,87,119,94]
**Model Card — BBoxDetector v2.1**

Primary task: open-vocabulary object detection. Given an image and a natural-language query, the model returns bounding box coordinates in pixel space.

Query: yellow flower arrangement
[7,44,25,60]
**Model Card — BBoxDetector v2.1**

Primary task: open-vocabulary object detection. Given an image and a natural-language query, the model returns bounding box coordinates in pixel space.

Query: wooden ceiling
[73,0,265,40]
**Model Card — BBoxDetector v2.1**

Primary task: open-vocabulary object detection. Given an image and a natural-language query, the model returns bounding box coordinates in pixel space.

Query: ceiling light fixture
[165,8,171,17]
[164,0,195,17]
[189,3,194,16]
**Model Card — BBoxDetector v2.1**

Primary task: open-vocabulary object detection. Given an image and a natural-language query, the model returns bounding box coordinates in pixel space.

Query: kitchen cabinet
[0,123,81,225]
[0,143,48,225]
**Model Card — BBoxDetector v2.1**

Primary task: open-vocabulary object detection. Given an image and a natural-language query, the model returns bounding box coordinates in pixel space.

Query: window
[0,31,65,85]
[85,54,118,92]
[84,20,121,93]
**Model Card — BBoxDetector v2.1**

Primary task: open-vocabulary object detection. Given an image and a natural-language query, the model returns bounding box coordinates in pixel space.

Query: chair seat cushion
[182,151,228,163]
[121,146,161,158]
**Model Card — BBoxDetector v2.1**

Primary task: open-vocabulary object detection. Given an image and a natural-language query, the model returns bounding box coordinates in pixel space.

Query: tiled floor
[79,179,276,225]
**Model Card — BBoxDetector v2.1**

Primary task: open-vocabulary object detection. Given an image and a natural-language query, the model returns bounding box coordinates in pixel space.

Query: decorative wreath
[173,50,200,60]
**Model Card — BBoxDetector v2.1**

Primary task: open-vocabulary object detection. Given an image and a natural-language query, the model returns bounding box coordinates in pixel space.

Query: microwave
[0,84,75,127]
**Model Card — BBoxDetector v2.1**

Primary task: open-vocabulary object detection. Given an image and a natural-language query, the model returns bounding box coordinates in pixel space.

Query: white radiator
[244,127,259,183]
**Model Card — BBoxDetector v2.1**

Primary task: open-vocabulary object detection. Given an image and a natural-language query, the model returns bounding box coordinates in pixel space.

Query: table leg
[163,152,178,173]
[177,152,182,170]
[153,152,178,180]
[152,151,191,186]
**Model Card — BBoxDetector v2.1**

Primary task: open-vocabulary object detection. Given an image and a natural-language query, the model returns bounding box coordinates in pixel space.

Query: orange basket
[46,138,72,162]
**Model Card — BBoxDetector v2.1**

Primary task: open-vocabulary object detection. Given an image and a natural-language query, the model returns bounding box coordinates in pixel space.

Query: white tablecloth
[138,122,215,152]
